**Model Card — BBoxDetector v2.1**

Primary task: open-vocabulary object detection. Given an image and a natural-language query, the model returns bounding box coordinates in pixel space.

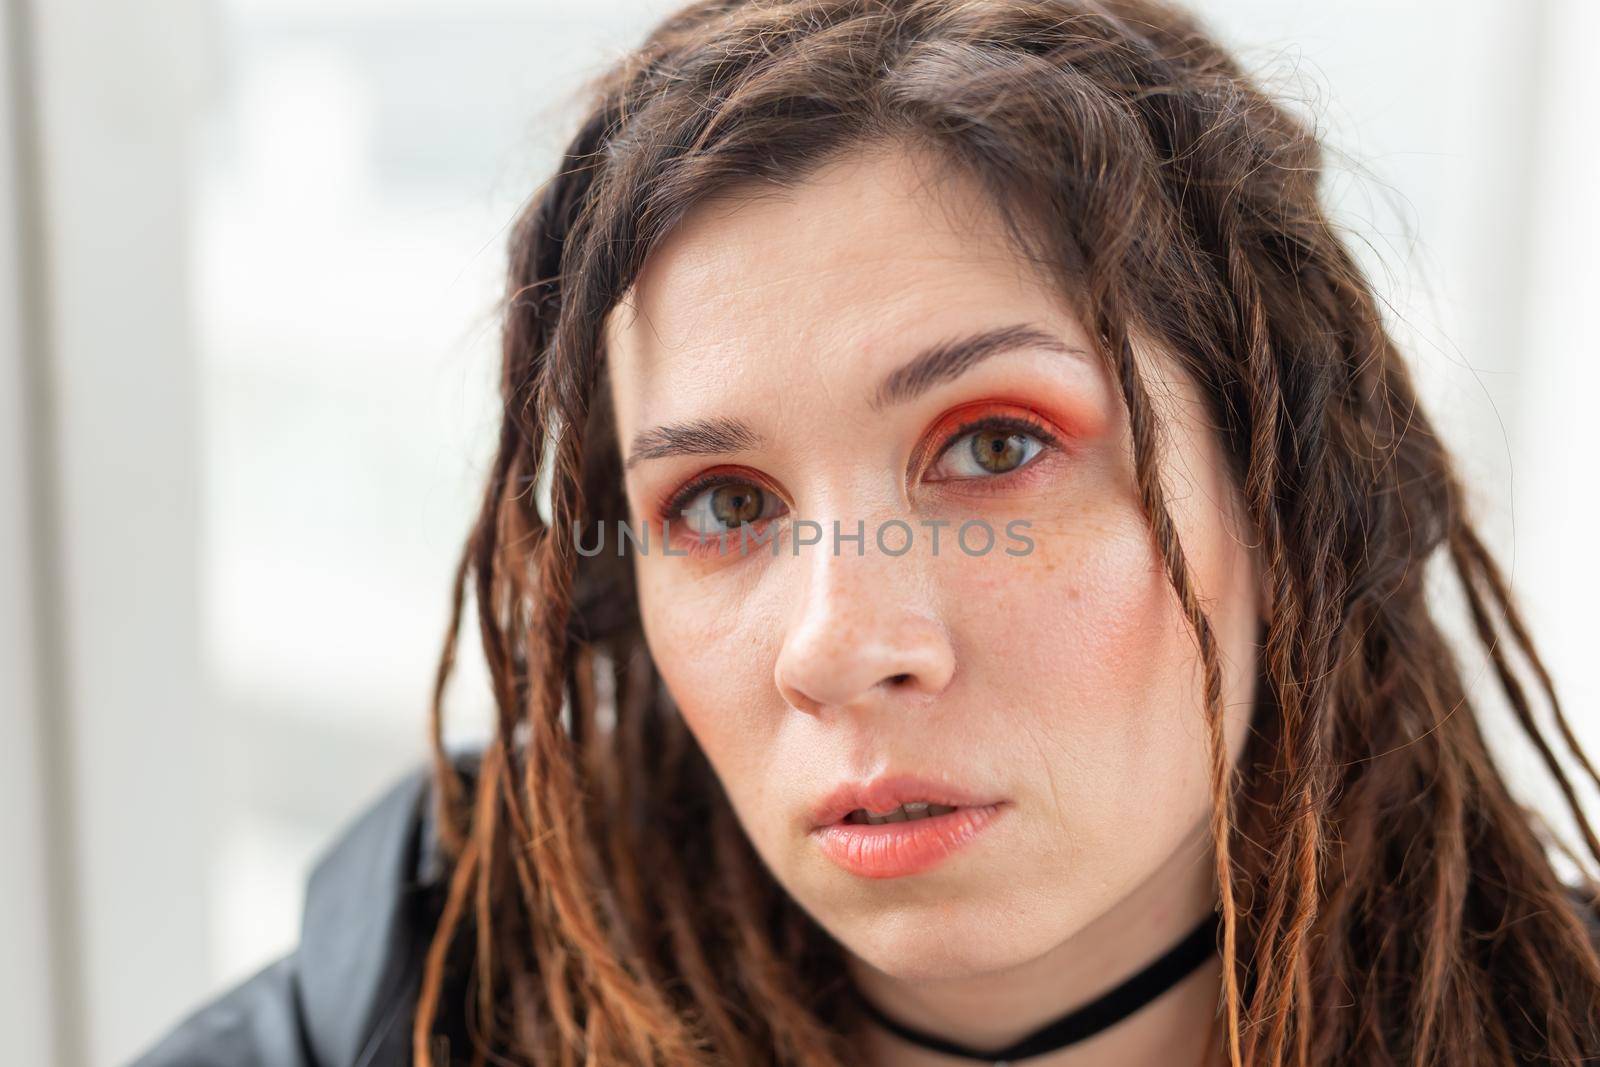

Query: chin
[802,874,1076,982]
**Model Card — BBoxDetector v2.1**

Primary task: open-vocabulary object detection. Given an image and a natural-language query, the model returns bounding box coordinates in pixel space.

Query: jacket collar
[296,752,471,1067]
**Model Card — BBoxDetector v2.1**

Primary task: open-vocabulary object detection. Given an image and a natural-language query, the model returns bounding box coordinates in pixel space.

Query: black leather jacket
[128,752,1600,1067]
[127,757,461,1067]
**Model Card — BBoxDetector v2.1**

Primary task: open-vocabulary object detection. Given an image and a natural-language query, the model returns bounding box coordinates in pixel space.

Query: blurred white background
[1,1,1596,1064]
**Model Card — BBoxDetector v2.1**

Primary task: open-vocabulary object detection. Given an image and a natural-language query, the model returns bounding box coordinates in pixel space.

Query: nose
[773,536,956,715]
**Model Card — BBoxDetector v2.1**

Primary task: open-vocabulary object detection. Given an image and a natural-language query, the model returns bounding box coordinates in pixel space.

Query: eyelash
[920,410,1062,483]
[657,469,774,527]
[653,407,1063,536]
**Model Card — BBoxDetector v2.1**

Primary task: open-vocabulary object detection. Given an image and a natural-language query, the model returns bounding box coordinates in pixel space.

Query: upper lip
[807,774,1005,829]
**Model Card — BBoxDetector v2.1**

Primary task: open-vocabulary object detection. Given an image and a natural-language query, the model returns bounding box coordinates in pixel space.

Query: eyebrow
[624,416,764,472]
[869,323,1089,411]
[623,323,1088,471]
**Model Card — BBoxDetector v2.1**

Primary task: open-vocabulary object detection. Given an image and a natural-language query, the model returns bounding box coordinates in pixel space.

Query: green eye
[968,429,1032,473]
[677,480,783,535]
[932,426,1046,480]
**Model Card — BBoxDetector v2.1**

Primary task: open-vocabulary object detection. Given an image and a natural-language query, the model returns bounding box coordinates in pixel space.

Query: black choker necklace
[856,909,1221,1065]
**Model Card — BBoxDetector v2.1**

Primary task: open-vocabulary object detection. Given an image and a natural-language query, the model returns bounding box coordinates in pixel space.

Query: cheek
[634,559,783,793]
[951,499,1215,861]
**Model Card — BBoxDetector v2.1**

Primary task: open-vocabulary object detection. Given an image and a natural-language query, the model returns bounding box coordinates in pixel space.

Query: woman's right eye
[674,480,786,537]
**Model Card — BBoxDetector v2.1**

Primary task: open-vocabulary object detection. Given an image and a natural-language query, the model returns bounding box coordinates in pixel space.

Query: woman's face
[603,143,1264,984]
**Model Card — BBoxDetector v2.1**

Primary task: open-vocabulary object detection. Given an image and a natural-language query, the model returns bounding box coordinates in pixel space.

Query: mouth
[806,776,1009,879]
[840,801,962,824]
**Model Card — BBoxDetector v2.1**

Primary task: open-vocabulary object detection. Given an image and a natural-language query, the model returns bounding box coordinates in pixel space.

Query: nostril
[886,673,912,686]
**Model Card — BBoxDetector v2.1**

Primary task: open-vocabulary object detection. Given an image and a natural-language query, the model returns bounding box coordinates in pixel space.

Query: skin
[603,141,1266,1066]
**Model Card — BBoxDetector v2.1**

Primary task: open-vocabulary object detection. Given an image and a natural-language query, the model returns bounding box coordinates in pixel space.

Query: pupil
[971,431,1024,473]
[710,484,762,527]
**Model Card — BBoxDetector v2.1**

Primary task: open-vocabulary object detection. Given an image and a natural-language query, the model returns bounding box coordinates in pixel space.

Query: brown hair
[412,0,1600,1063]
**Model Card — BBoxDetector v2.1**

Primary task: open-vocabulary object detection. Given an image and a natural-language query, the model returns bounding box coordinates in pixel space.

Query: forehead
[601,144,1081,419]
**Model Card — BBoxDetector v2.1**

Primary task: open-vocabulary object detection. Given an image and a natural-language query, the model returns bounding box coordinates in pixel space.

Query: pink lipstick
[807,775,1008,879]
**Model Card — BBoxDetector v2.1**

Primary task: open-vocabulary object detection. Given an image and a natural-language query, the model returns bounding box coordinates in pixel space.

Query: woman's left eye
[927,422,1050,481]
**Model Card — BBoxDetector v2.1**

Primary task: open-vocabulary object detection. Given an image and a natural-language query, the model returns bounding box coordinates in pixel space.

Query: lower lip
[810,804,1007,879]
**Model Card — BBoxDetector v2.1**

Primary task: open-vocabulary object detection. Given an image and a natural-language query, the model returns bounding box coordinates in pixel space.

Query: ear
[1256,553,1272,624]
[1239,515,1271,625]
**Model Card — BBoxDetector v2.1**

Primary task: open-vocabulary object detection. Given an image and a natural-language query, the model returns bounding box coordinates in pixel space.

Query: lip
[806,774,1009,879]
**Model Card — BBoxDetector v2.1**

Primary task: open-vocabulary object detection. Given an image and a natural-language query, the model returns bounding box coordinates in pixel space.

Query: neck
[848,826,1225,1067]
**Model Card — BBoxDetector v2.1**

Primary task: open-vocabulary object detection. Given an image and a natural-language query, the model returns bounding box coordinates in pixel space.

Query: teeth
[846,802,960,825]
